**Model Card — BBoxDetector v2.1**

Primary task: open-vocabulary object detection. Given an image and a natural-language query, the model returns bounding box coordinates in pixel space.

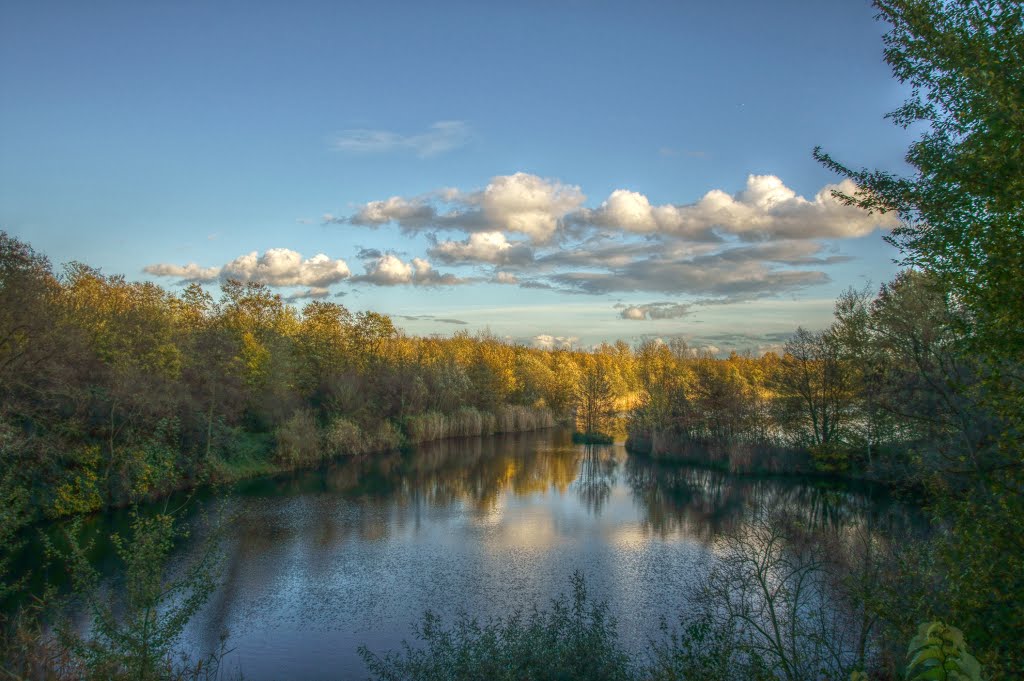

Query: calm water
[110,429,915,679]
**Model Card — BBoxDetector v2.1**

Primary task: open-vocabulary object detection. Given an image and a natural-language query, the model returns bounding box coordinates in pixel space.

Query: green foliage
[323,415,368,455]
[645,613,770,681]
[905,622,982,681]
[572,432,614,445]
[273,409,322,466]
[51,445,105,518]
[54,508,224,681]
[809,442,852,474]
[815,3,1024,676]
[359,571,634,681]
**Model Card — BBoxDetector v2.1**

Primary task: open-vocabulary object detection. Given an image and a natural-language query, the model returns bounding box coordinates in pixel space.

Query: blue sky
[0,0,915,353]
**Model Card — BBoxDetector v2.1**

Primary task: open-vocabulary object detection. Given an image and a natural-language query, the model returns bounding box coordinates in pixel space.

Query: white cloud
[355,253,413,285]
[145,249,350,288]
[222,249,351,287]
[588,175,896,240]
[340,173,890,245]
[325,172,892,302]
[143,262,220,282]
[352,254,466,287]
[476,173,585,243]
[345,196,437,228]
[286,287,331,300]
[340,172,584,244]
[429,231,534,265]
[532,334,578,350]
[332,120,472,157]
[493,271,519,285]
[618,302,692,320]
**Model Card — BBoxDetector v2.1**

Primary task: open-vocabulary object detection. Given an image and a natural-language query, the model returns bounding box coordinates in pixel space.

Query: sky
[0,0,917,354]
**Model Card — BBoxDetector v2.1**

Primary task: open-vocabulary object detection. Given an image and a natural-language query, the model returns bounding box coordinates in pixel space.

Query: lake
[118,428,915,679]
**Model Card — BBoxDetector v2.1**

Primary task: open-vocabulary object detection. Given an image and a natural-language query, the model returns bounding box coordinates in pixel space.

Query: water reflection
[624,456,915,541]
[573,445,619,515]
[170,428,920,680]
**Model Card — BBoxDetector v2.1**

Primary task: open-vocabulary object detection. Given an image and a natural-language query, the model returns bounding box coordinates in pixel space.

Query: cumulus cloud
[429,231,534,265]
[344,196,438,228]
[319,172,891,303]
[145,249,350,288]
[586,175,897,240]
[618,302,692,320]
[332,120,472,157]
[339,172,584,243]
[220,249,351,287]
[339,174,891,245]
[532,334,578,350]
[143,262,220,283]
[476,173,585,243]
[286,287,331,301]
[351,254,465,287]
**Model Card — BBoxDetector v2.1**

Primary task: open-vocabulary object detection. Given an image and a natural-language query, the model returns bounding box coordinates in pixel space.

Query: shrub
[359,572,633,681]
[274,409,321,467]
[573,432,614,445]
[904,622,982,681]
[368,420,402,452]
[323,417,365,456]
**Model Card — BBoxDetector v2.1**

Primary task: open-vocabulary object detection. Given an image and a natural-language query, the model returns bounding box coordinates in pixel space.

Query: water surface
[172,428,914,680]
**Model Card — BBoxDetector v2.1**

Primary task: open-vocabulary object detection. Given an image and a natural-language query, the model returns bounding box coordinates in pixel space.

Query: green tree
[57,508,224,680]
[815,2,1023,675]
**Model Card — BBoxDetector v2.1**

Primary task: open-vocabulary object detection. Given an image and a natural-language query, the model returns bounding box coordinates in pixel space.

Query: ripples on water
[127,429,918,680]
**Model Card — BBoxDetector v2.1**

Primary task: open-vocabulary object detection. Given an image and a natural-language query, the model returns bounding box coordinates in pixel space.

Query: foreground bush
[358,571,633,681]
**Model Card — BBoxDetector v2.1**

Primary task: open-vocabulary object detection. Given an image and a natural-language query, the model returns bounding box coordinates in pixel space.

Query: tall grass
[406,406,555,444]
[494,405,555,433]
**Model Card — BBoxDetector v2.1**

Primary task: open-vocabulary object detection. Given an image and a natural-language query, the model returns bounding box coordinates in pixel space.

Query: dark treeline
[625,269,992,482]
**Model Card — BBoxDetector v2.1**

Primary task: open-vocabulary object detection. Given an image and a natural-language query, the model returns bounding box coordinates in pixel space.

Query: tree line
[4,227,977,524]
[0,233,627,519]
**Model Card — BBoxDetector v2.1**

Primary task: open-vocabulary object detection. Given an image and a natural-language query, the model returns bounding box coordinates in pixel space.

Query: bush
[644,613,768,681]
[273,409,321,467]
[323,416,365,456]
[573,431,614,445]
[359,572,633,681]
[368,420,402,452]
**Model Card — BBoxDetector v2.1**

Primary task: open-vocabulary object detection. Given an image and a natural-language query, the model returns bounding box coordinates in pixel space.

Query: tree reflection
[573,444,619,515]
[623,456,921,542]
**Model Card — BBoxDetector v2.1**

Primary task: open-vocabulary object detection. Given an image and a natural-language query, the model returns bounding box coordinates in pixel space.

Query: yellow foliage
[51,446,103,518]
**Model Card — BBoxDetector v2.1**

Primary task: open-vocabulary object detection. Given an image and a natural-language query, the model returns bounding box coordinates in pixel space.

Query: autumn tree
[575,357,616,440]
